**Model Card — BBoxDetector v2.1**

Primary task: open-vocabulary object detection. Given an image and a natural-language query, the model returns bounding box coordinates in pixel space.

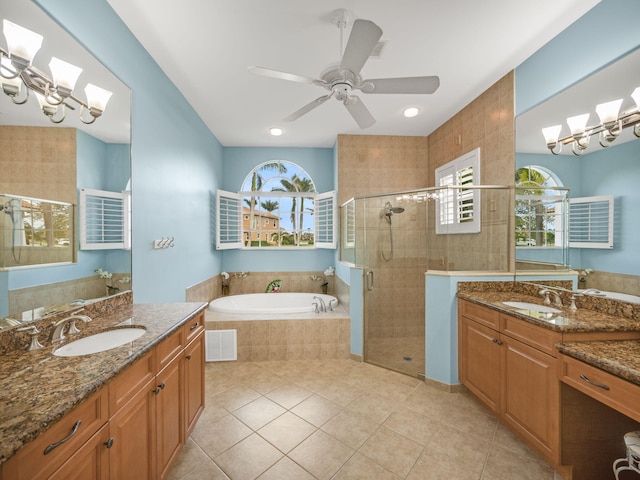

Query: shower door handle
[366,270,374,291]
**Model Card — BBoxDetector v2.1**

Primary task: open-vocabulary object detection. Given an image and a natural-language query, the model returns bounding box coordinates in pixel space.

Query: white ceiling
[107,0,600,148]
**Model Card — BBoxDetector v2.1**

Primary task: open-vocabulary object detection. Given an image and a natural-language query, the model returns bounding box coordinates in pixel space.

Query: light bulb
[403,107,420,118]
[2,20,43,67]
[269,127,283,136]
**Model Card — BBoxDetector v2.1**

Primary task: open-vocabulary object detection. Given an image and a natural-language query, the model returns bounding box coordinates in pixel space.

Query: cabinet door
[49,424,110,480]
[156,353,184,480]
[501,335,560,463]
[459,316,501,414]
[184,331,205,437]
[109,378,156,480]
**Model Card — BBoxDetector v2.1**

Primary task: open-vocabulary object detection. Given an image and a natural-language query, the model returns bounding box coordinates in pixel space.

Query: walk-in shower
[340,185,511,378]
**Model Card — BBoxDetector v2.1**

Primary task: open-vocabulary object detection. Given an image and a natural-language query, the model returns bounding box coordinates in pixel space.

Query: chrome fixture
[328,299,336,311]
[569,294,582,312]
[542,87,640,155]
[382,202,405,261]
[1,19,112,124]
[539,288,563,307]
[17,324,43,350]
[50,314,92,342]
[312,295,327,312]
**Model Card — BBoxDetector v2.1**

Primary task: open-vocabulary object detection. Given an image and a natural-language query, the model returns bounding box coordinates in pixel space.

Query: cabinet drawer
[501,314,560,357]
[459,299,500,330]
[156,328,183,372]
[109,350,155,415]
[183,311,204,345]
[559,353,640,423]
[2,388,108,480]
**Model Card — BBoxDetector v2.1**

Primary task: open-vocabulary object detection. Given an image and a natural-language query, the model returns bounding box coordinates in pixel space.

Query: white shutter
[315,190,336,249]
[344,199,355,248]
[79,188,129,250]
[569,195,614,249]
[215,189,242,250]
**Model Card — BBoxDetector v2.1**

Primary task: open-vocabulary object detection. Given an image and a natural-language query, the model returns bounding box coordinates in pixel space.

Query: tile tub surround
[0,290,133,355]
[206,308,350,361]
[0,301,207,464]
[166,359,559,480]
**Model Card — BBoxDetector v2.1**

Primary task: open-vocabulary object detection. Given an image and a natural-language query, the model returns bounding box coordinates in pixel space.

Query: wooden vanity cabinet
[183,316,205,438]
[458,299,561,465]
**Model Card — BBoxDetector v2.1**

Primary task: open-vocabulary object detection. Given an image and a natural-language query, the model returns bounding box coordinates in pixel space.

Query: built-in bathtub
[206,292,350,361]
[208,292,338,314]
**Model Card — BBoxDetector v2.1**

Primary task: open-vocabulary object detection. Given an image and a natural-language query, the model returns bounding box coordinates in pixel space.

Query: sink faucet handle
[569,294,583,312]
[17,325,44,351]
[539,289,551,305]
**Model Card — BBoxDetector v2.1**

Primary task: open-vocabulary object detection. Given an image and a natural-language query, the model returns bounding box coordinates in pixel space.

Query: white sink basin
[54,327,146,357]
[502,301,561,314]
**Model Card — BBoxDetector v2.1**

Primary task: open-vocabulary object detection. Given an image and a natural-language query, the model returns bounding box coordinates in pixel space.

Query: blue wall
[36,0,224,304]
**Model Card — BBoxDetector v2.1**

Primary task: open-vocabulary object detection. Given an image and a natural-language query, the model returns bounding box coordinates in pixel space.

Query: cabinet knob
[190,322,199,331]
[492,338,503,345]
[186,354,192,360]
[104,437,115,449]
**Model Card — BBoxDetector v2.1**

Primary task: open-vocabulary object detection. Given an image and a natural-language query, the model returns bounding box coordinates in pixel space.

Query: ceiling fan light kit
[249,10,440,130]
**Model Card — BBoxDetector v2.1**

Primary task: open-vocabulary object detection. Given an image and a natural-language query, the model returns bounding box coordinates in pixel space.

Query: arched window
[216,161,335,250]
[515,166,567,248]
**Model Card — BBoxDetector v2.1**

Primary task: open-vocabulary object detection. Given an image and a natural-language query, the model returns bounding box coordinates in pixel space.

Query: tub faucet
[313,295,326,312]
[328,299,336,312]
[51,314,93,342]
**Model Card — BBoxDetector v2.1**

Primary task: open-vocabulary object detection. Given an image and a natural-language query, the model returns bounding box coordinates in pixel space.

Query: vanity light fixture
[403,106,420,118]
[542,87,640,155]
[0,19,112,124]
[269,127,283,136]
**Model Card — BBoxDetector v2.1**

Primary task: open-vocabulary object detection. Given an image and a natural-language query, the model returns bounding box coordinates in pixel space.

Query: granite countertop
[557,340,640,387]
[0,302,206,465]
[457,290,640,333]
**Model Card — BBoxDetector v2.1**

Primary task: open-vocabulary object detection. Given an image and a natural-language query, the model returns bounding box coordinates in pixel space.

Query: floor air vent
[205,329,237,362]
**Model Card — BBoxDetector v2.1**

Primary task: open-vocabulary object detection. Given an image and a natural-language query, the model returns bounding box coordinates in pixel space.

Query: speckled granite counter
[0,302,206,464]
[457,289,640,333]
[557,340,640,387]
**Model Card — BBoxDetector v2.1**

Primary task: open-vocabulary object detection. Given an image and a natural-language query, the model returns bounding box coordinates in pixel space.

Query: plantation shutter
[569,195,614,249]
[215,190,243,249]
[79,188,130,250]
[315,190,337,249]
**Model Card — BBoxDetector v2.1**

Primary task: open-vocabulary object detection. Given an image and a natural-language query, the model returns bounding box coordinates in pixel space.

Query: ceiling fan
[248,9,440,129]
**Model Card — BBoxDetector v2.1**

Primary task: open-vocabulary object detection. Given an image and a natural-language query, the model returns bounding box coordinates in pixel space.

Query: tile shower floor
[365,336,425,378]
[168,359,557,480]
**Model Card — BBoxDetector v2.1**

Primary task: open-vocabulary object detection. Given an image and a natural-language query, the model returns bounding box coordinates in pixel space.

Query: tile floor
[365,336,425,378]
[167,359,558,480]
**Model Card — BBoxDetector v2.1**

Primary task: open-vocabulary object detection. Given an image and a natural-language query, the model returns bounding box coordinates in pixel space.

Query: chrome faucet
[51,314,92,342]
[540,289,563,307]
[328,299,336,312]
[313,295,327,312]
[17,325,44,351]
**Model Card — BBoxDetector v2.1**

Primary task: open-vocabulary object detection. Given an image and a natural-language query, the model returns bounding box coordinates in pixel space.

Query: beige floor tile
[256,457,315,480]
[289,430,355,480]
[232,396,286,430]
[382,406,439,446]
[214,434,283,480]
[213,384,261,411]
[445,399,498,439]
[407,451,482,480]
[492,423,544,461]
[291,394,343,427]
[238,371,285,395]
[333,453,402,480]
[402,383,456,419]
[321,410,379,449]
[481,443,556,480]
[344,392,397,425]
[191,413,252,458]
[359,426,424,477]
[166,438,229,480]
[265,382,313,409]
[315,380,364,406]
[421,423,490,474]
[258,412,317,453]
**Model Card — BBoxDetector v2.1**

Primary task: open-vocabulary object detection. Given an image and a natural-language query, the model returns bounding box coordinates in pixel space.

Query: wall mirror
[0,1,131,321]
[515,46,640,298]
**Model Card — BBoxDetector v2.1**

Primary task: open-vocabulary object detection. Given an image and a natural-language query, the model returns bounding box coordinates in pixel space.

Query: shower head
[384,202,405,216]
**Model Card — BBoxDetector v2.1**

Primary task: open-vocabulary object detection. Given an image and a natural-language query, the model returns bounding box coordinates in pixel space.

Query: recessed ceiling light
[269,127,283,136]
[403,107,420,118]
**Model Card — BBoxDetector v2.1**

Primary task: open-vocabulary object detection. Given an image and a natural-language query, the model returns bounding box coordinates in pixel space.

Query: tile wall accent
[8,274,131,318]
[205,317,351,362]
[0,126,77,204]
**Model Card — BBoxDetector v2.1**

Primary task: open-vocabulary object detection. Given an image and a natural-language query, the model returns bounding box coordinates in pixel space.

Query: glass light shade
[48,57,82,91]
[631,87,640,109]
[567,113,590,136]
[0,57,21,90]
[542,125,562,145]
[2,20,43,64]
[34,92,49,108]
[403,107,420,118]
[84,83,112,111]
[595,99,623,125]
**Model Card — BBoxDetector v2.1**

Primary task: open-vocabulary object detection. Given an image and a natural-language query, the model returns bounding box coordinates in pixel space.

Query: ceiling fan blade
[344,95,376,129]
[339,19,383,77]
[283,94,332,122]
[361,76,440,94]
[248,66,317,84]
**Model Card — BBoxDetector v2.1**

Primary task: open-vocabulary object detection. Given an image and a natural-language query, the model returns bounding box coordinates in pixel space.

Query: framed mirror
[515,47,640,298]
[0,1,131,321]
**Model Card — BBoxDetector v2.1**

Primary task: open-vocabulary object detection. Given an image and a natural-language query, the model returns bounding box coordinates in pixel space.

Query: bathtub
[579,289,640,304]
[208,292,339,314]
